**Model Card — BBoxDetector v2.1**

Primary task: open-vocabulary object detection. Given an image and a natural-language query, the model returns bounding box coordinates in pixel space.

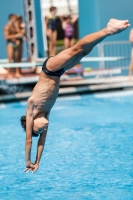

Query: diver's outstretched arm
[24,99,34,173]
[31,129,48,173]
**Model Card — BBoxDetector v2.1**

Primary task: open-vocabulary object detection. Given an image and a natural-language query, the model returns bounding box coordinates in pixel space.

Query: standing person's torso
[64,23,74,38]
[48,15,57,31]
[16,28,23,43]
[6,24,16,42]
[15,21,24,43]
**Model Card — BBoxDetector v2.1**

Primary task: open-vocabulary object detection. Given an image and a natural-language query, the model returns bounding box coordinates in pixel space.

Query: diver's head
[33,117,48,135]
[20,116,48,137]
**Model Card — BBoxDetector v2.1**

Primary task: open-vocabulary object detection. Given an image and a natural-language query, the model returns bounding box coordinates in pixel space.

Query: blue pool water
[0,91,133,200]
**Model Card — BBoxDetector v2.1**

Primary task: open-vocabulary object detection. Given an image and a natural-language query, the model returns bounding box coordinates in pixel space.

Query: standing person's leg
[18,42,23,62]
[48,29,53,56]
[46,19,130,73]
[6,43,14,78]
[64,38,70,49]
[14,45,21,77]
[129,47,133,81]
[51,30,57,56]
[18,42,23,74]
[70,38,75,47]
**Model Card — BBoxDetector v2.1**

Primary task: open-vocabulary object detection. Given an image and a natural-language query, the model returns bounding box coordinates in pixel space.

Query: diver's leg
[47,19,130,72]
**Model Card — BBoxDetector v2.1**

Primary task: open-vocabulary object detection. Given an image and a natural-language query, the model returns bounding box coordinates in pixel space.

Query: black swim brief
[42,57,64,77]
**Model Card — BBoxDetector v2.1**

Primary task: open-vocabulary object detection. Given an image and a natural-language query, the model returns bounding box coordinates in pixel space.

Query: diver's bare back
[29,71,60,117]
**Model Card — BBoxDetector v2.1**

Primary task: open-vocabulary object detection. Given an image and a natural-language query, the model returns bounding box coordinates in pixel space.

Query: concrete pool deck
[0,75,133,102]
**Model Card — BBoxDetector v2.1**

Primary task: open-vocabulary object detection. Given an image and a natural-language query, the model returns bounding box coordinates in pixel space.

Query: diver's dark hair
[20,116,38,137]
[8,14,15,20]
[20,115,26,131]
[49,6,56,12]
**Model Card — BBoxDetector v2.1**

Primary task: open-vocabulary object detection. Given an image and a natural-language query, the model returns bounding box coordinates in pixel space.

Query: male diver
[20,19,130,173]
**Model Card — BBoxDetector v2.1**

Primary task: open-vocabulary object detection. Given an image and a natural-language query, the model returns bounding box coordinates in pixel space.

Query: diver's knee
[70,44,83,56]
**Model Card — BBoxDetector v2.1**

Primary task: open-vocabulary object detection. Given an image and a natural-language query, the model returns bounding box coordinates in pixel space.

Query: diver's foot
[106,19,130,35]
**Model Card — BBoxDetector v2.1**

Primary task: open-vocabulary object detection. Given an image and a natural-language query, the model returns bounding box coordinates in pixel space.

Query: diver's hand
[32,163,39,173]
[24,161,34,173]
[106,19,130,35]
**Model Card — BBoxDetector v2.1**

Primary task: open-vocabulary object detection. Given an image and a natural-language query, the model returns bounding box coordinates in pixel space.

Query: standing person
[14,15,26,77]
[62,14,78,49]
[4,14,23,78]
[20,19,130,173]
[46,6,57,56]
[129,28,133,81]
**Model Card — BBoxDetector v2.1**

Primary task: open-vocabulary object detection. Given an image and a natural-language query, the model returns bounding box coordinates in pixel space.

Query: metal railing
[82,41,131,69]
[0,41,131,71]
[99,40,131,69]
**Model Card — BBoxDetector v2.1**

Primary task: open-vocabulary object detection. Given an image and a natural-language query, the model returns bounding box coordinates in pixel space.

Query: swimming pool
[0,91,133,200]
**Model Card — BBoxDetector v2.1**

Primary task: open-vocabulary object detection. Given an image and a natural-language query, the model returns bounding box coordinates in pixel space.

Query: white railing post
[97,43,105,69]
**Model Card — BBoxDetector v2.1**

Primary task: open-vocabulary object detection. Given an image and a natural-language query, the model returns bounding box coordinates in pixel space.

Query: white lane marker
[94,90,133,98]
[0,103,6,109]
[57,95,81,101]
